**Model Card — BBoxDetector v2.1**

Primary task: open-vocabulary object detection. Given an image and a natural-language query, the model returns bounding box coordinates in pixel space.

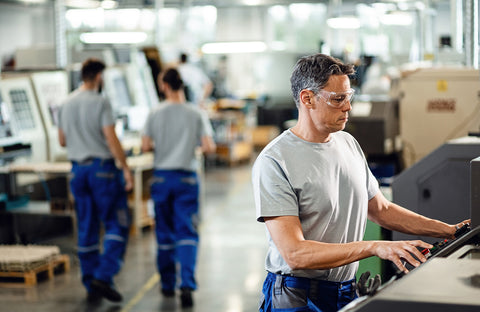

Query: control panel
[422,223,471,259]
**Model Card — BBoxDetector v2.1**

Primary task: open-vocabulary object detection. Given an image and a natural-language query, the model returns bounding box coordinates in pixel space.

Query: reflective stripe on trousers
[259,272,357,312]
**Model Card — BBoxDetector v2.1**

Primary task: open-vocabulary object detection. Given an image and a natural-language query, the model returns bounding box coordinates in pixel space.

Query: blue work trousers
[70,158,130,291]
[150,169,199,291]
[259,272,357,312]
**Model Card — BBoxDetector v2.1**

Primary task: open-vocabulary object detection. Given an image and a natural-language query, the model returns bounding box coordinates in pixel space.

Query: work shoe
[86,291,102,305]
[90,279,123,302]
[180,288,193,308]
[161,288,175,297]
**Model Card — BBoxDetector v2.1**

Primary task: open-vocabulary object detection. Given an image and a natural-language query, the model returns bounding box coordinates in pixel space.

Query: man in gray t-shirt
[141,68,216,308]
[252,53,470,312]
[58,58,133,304]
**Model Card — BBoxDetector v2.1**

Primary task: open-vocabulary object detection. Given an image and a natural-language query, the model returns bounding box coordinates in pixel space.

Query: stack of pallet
[0,245,70,287]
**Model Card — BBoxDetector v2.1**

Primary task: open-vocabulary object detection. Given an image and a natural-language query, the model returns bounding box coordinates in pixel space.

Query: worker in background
[141,68,216,308]
[177,52,214,108]
[252,53,470,312]
[58,58,133,304]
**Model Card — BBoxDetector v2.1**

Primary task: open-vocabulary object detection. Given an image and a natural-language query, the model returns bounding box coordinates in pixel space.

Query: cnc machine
[30,71,69,161]
[340,157,480,312]
[0,77,48,163]
[396,67,480,168]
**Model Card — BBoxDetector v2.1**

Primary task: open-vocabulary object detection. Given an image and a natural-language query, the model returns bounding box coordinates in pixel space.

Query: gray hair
[290,54,355,107]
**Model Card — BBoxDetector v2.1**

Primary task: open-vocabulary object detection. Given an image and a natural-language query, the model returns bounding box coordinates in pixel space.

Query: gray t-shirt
[143,102,213,171]
[58,89,115,162]
[252,130,379,282]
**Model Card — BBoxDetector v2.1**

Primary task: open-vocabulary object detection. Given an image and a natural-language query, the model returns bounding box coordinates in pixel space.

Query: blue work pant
[70,158,130,291]
[150,169,199,291]
[259,272,357,312]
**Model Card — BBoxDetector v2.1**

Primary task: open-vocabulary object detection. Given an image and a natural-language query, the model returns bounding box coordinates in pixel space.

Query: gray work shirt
[58,89,115,162]
[252,130,379,282]
[142,102,213,172]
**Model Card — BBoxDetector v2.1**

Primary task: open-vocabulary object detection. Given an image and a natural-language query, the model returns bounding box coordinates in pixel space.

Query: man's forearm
[370,201,454,238]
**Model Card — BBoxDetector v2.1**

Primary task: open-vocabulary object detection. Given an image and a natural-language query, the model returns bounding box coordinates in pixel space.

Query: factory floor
[0,161,268,312]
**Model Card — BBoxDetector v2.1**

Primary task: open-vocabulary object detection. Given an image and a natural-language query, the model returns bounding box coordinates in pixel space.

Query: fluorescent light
[201,41,267,54]
[271,41,286,51]
[380,12,413,25]
[20,0,47,3]
[101,0,118,9]
[65,0,100,9]
[327,16,360,29]
[80,32,148,44]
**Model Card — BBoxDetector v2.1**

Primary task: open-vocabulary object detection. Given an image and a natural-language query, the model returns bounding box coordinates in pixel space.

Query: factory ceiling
[0,0,448,9]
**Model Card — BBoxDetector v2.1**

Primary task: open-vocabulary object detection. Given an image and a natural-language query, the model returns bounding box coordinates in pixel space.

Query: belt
[72,158,114,165]
[267,272,355,291]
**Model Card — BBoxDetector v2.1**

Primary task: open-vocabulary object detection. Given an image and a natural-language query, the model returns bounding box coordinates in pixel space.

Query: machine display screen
[112,76,132,109]
[8,88,35,130]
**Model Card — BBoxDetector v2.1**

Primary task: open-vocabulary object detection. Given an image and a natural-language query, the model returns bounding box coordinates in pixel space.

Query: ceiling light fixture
[380,12,413,25]
[79,32,148,44]
[327,16,361,29]
[201,41,267,54]
[101,0,118,9]
[64,0,100,9]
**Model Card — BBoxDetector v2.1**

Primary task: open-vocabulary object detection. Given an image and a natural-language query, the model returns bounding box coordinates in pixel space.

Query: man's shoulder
[256,131,291,160]
[333,131,357,144]
[333,131,363,152]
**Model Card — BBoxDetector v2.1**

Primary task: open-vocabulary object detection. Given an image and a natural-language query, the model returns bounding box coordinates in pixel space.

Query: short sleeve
[199,109,214,137]
[100,97,115,127]
[252,154,299,222]
[366,166,380,200]
[142,111,153,138]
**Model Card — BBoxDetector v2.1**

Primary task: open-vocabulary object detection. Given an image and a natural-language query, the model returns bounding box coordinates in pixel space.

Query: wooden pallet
[0,254,70,287]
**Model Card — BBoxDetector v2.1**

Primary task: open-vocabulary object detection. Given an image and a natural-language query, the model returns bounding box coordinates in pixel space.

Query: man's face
[308,74,352,135]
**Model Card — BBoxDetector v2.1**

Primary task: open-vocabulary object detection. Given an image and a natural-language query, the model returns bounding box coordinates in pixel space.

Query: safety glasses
[316,88,355,108]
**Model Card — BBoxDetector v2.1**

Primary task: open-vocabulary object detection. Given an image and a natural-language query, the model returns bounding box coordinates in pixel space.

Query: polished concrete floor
[0,162,268,312]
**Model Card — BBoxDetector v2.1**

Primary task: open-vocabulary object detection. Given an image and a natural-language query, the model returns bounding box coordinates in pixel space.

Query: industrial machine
[0,88,31,166]
[396,67,480,168]
[345,94,402,183]
[0,89,30,211]
[103,59,157,151]
[30,71,69,161]
[391,136,480,243]
[346,95,400,157]
[472,157,480,228]
[340,157,480,312]
[341,227,480,312]
[125,51,158,110]
[0,73,70,241]
[0,77,48,163]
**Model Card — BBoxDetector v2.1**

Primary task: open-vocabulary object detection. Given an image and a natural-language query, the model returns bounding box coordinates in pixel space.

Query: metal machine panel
[30,71,69,161]
[103,66,133,118]
[346,95,400,156]
[392,136,480,243]
[340,226,480,312]
[472,157,480,228]
[0,90,30,165]
[398,67,480,168]
[123,59,157,131]
[0,89,22,148]
[0,77,48,163]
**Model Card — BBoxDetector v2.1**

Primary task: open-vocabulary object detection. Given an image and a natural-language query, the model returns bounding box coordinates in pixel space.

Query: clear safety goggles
[316,88,355,108]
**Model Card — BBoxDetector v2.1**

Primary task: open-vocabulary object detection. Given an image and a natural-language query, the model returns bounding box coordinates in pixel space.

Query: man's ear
[300,90,314,109]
